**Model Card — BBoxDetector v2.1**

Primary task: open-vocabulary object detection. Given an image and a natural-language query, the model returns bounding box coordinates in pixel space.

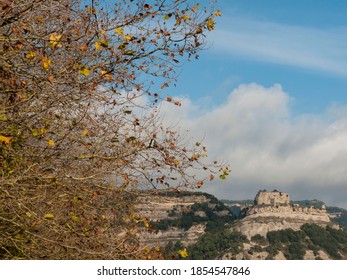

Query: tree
[0,0,226,259]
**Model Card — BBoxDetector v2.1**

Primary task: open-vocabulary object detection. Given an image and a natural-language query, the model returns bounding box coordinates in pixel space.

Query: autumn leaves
[0,0,227,259]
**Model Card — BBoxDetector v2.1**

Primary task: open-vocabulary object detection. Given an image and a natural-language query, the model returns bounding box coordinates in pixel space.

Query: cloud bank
[161,83,347,208]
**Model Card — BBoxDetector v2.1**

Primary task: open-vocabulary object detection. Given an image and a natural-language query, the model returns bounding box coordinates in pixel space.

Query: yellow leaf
[182,15,190,21]
[82,129,88,136]
[25,51,36,59]
[191,4,200,13]
[0,135,11,144]
[143,220,149,228]
[101,70,113,80]
[95,41,102,51]
[32,128,46,137]
[0,114,8,121]
[71,215,81,222]
[78,67,90,76]
[47,139,55,146]
[214,10,222,16]
[44,213,54,219]
[41,56,51,70]
[49,33,62,48]
[178,248,188,258]
[143,247,150,253]
[97,39,108,47]
[163,14,172,21]
[124,50,135,56]
[40,128,47,135]
[118,42,127,50]
[206,18,215,31]
[124,34,132,41]
[115,27,124,35]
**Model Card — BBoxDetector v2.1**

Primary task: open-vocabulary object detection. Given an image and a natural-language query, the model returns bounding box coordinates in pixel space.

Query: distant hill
[326,206,347,229]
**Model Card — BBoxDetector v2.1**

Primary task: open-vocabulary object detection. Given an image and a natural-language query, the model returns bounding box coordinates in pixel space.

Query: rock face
[232,190,334,239]
[134,192,232,248]
[139,224,206,248]
[135,194,208,221]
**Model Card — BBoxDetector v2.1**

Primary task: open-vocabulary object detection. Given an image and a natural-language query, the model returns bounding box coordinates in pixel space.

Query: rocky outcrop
[134,192,232,248]
[232,190,335,239]
[134,193,209,222]
[139,223,206,247]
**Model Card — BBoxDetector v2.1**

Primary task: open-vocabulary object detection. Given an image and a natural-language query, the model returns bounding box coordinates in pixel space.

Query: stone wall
[254,190,290,206]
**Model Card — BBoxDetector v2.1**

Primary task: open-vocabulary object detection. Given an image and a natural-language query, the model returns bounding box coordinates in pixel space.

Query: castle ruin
[254,190,290,207]
[233,189,335,239]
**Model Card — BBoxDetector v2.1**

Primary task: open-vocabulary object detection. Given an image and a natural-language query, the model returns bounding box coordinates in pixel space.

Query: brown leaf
[80,44,88,51]
[48,76,54,85]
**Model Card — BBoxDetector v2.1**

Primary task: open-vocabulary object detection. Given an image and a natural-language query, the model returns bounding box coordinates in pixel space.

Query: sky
[163,0,347,209]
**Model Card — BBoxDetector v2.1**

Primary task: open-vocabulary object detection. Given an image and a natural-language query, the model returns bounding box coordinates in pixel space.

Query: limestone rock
[232,190,336,239]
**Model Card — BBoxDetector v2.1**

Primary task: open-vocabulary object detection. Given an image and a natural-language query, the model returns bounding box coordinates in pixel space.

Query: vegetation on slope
[147,192,243,259]
[247,225,347,260]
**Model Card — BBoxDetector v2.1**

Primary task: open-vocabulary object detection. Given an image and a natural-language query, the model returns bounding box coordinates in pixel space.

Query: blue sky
[162,1,347,208]
[170,0,347,114]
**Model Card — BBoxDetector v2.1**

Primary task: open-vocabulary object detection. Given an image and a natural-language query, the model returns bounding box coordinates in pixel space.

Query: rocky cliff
[232,190,336,239]
[134,191,234,248]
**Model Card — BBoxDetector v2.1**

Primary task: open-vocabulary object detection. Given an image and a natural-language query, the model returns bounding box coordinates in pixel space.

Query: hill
[134,190,347,260]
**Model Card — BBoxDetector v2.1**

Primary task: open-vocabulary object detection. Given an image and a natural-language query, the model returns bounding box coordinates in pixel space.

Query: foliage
[0,0,225,259]
[251,234,268,246]
[267,228,305,245]
[284,242,306,260]
[263,224,347,260]
[188,230,247,260]
[266,229,307,260]
[301,224,346,259]
[151,197,234,232]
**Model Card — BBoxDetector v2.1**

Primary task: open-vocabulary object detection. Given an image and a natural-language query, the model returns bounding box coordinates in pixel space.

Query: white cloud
[209,17,347,77]
[160,83,347,208]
